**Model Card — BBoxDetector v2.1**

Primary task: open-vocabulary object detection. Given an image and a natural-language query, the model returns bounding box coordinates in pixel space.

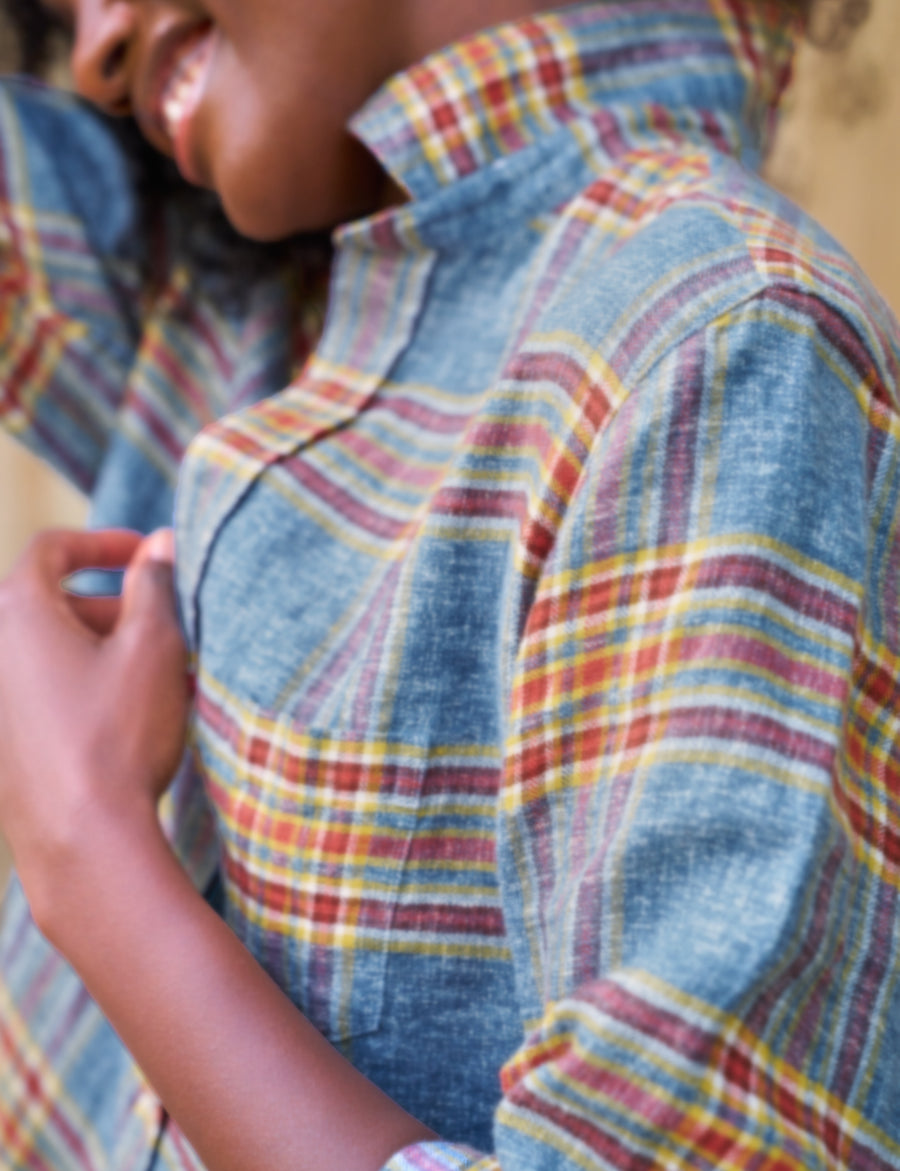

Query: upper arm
[0,79,144,492]
[491,291,897,1166]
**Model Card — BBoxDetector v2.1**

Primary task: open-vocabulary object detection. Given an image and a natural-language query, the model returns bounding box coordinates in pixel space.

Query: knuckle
[20,528,70,579]
[24,528,61,558]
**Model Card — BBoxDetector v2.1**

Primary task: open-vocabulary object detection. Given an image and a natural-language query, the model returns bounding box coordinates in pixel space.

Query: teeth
[160,36,212,143]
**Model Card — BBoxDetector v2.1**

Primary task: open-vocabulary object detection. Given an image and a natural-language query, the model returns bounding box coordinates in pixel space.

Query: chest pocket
[196,694,424,1042]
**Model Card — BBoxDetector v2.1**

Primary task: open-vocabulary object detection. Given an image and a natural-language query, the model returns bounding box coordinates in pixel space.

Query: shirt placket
[175,210,436,655]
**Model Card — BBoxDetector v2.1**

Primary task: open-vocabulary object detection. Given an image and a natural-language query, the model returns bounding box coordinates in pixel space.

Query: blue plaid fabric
[1,4,900,1169]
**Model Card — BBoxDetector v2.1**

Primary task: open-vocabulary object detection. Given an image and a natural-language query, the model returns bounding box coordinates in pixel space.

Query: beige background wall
[1,0,899,882]
[766,0,900,313]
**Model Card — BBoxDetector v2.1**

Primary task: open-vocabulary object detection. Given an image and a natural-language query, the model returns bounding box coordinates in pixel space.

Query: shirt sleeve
[0,77,146,493]
[384,289,900,1169]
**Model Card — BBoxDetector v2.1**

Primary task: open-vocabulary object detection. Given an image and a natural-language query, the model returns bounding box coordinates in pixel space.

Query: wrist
[27,789,167,950]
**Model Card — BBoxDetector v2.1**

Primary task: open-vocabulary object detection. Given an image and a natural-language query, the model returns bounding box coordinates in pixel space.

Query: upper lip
[135,19,214,155]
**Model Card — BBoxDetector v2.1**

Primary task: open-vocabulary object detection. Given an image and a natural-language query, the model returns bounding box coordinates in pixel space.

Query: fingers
[22,528,144,588]
[67,595,122,637]
[120,529,177,619]
[134,528,175,569]
[9,529,179,643]
[119,529,185,651]
[5,525,186,661]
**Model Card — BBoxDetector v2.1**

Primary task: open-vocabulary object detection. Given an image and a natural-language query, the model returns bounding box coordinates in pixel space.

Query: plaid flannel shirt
[2,2,900,1168]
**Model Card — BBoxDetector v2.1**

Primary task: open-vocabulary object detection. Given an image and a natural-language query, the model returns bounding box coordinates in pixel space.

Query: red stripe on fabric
[285,458,417,540]
[0,1017,96,1171]
[381,393,475,435]
[434,486,529,521]
[525,553,856,636]
[225,854,397,928]
[613,253,756,373]
[390,903,506,936]
[745,844,844,1037]
[834,779,900,867]
[406,833,496,866]
[143,343,216,420]
[227,801,408,861]
[502,351,617,430]
[128,396,187,464]
[242,735,422,799]
[564,979,891,1168]
[338,430,446,489]
[761,286,891,411]
[507,1080,661,1171]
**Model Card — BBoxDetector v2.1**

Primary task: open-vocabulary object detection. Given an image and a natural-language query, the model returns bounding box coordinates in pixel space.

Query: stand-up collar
[350,0,802,200]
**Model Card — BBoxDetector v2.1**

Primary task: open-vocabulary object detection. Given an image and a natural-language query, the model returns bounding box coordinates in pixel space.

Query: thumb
[120,528,181,632]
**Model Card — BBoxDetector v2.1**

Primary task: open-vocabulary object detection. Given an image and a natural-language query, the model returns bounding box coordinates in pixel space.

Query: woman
[0,1,895,1169]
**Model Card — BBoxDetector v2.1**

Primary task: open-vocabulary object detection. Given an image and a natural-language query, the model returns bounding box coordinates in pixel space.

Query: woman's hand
[0,527,192,932]
[0,530,436,1171]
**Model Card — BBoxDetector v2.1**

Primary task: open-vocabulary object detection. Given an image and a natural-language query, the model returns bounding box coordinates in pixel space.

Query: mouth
[147,23,217,183]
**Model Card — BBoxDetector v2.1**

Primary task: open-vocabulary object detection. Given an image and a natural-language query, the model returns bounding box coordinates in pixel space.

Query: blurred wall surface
[0,436,85,577]
[0,1,899,884]
[766,0,900,315]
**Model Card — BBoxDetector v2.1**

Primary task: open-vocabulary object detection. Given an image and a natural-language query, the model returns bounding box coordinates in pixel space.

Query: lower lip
[170,33,217,186]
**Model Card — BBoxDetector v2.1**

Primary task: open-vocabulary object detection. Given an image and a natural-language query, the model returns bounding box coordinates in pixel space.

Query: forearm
[40,805,435,1171]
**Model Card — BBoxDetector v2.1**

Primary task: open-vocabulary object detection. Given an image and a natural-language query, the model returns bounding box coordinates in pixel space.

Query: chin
[217,196,307,242]
[217,189,351,241]
[216,144,386,241]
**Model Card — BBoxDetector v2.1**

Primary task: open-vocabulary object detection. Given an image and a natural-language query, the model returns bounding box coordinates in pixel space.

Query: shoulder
[530,141,900,420]
[0,78,140,255]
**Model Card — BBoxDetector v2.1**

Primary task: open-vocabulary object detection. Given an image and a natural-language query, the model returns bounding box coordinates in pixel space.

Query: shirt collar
[350,0,802,201]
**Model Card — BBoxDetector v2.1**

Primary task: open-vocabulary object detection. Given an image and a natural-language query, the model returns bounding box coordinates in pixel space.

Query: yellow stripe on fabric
[514,641,849,731]
[228,899,511,960]
[707,0,802,112]
[202,739,415,816]
[520,329,631,417]
[0,981,111,1171]
[509,981,897,1170]
[626,971,900,1162]
[266,468,430,562]
[831,767,900,890]
[320,426,456,484]
[851,891,900,1112]
[216,821,496,872]
[304,443,447,522]
[721,296,898,434]
[201,669,456,764]
[11,321,83,418]
[497,1098,618,1171]
[871,447,900,612]
[531,531,861,604]
[462,38,515,157]
[521,588,853,676]
[838,742,900,832]
[510,732,830,797]
[390,878,500,895]
[502,1017,802,1171]
[506,1032,811,1171]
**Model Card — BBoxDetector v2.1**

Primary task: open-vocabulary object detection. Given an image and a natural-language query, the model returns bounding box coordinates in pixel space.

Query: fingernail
[143,528,175,564]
